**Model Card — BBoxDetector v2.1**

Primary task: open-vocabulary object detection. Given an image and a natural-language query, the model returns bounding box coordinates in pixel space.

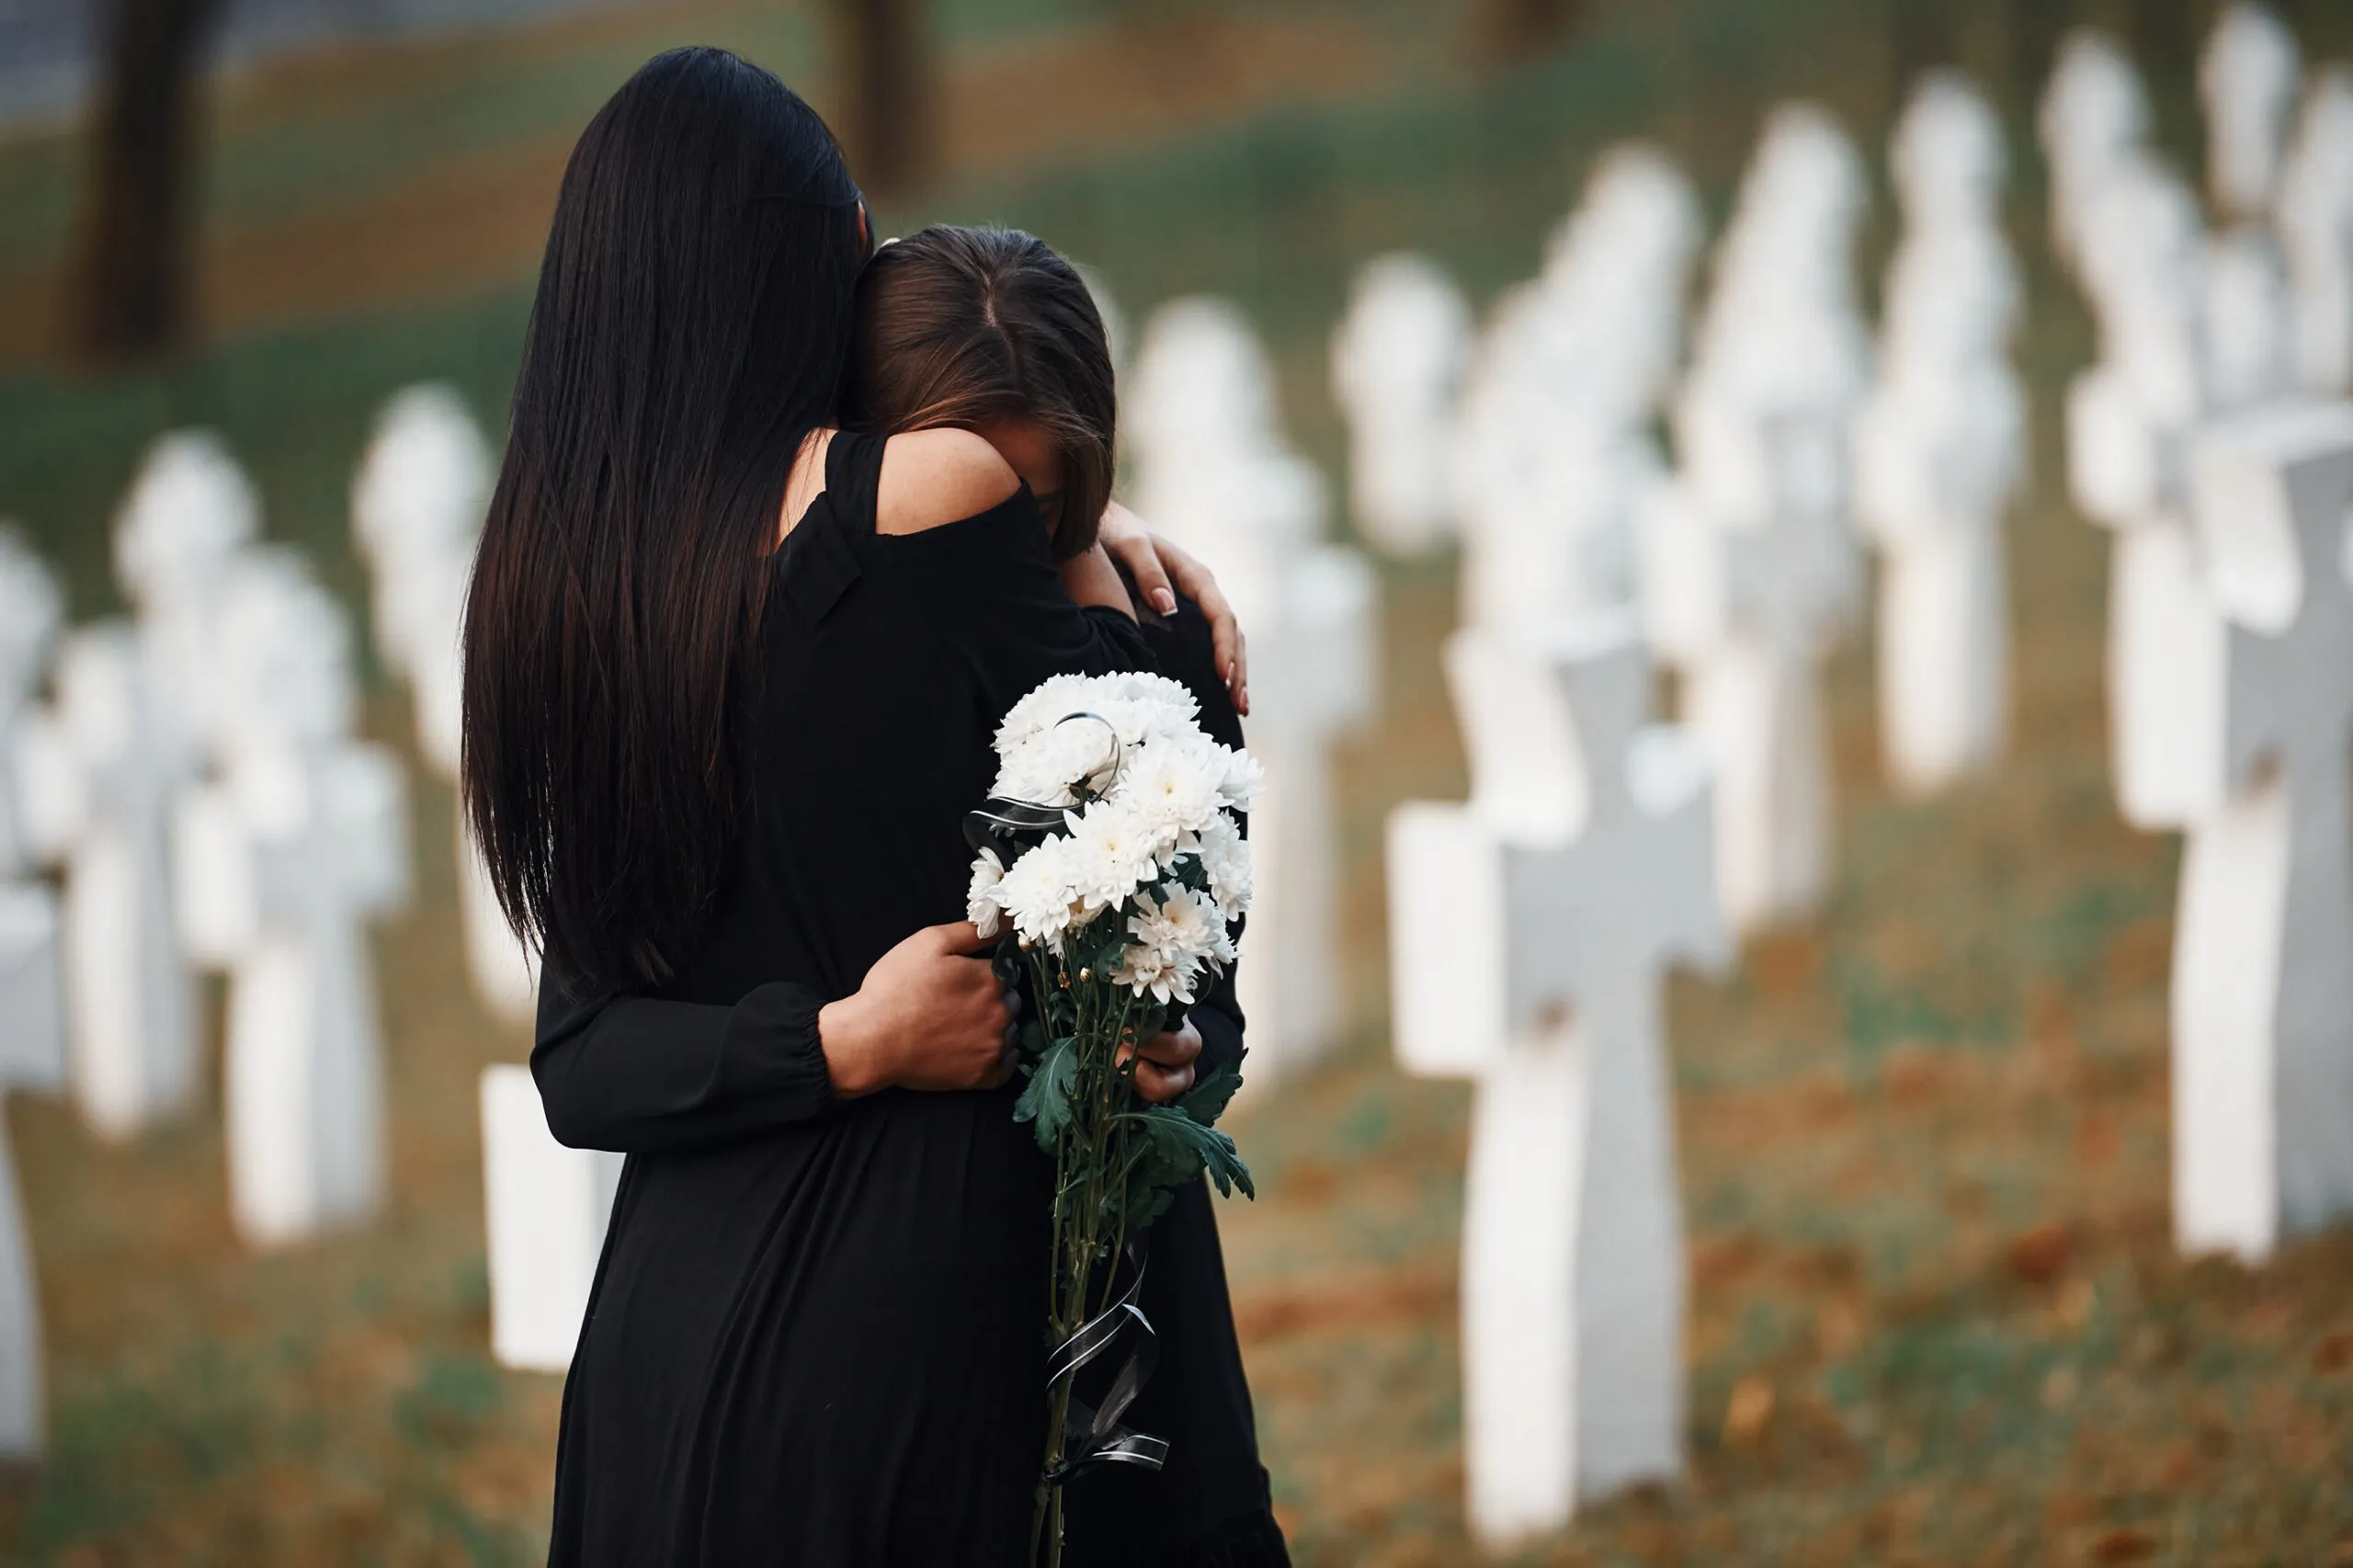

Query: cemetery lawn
[4,0,2353,1562]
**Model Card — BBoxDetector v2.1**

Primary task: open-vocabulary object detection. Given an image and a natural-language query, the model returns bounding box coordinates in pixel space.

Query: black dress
[531,431,1286,1568]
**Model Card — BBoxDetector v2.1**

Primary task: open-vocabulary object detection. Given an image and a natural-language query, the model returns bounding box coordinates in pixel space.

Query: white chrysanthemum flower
[1110,942,1197,1005]
[995,836,1096,950]
[1128,883,1231,970]
[994,716,1121,806]
[1110,732,1223,850]
[1215,745,1266,812]
[1185,812,1254,917]
[1063,798,1163,912]
[995,673,1097,752]
[966,847,1006,939]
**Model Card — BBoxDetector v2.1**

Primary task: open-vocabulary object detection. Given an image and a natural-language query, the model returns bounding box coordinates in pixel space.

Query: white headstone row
[2052,12,2353,1263]
[1127,301,1377,1086]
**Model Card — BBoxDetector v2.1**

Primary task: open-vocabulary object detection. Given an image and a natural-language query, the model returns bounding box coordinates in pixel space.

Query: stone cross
[1453,144,1700,636]
[2040,29,2152,284]
[2200,2,2302,226]
[40,433,256,1140]
[1644,103,1869,933]
[2199,5,2302,410]
[480,1063,623,1371]
[2065,155,2236,830]
[1388,613,1725,1545]
[177,553,410,1249]
[1854,72,2028,792]
[0,530,68,1461]
[2278,66,2353,395]
[2174,399,2353,1261]
[1128,298,1377,1085]
[1329,252,1471,556]
[351,385,536,1023]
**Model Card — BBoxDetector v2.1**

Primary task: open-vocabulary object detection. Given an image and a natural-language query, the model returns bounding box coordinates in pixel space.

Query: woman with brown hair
[843,223,1288,1568]
[469,49,1255,1568]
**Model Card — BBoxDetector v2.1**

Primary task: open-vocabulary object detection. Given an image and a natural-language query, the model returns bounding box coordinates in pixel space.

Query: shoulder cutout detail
[874,428,1023,537]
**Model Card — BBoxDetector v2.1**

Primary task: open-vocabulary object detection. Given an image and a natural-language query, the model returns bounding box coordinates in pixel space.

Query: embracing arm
[533,922,1016,1153]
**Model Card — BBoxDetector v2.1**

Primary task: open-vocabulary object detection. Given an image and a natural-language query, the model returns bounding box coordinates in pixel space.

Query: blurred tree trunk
[70,0,224,364]
[834,0,930,196]
[1473,0,1586,67]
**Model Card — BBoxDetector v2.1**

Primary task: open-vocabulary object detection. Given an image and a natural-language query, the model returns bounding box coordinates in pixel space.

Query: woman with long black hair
[464,46,1267,1567]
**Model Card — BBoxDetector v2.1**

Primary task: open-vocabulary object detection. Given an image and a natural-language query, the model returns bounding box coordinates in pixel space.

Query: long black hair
[462,47,867,992]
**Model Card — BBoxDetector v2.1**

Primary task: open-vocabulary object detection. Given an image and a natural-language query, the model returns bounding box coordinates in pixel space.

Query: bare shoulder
[875,428,1022,537]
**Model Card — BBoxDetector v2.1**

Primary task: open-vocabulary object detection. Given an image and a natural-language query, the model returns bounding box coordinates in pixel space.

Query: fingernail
[1152,588,1176,614]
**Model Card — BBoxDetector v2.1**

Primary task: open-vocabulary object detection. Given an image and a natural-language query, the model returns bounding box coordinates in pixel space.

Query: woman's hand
[820,922,1017,1096]
[1097,504,1250,717]
[1120,1018,1202,1106]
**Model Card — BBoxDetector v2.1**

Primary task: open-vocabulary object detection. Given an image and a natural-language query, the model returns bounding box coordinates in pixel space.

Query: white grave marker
[1389,614,1725,1544]
[2277,66,2353,395]
[1854,73,2028,792]
[1330,253,1472,556]
[1452,145,1701,635]
[2040,30,2152,283]
[178,553,410,1248]
[2065,155,2237,829]
[1645,104,1870,932]
[1129,299,1376,1083]
[353,386,537,1023]
[480,1064,622,1371]
[2174,400,2353,1261]
[42,434,256,1139]
[0,531,68,1462]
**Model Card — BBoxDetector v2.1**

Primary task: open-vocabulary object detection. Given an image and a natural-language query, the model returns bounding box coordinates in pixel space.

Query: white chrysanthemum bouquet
[962,671,1256,1563]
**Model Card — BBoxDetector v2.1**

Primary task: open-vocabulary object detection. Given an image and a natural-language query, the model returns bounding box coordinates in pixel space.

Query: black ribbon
[1043,1240,1167,1483]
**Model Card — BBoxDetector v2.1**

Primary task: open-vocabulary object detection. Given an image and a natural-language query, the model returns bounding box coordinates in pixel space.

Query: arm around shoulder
[874,428,1023,537]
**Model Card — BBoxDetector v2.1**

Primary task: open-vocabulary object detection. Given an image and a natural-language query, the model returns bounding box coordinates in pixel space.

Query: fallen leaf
[1723,1375,1774,1445]
[2008,1222,2072,1286]
[2092,1528,2158,1562]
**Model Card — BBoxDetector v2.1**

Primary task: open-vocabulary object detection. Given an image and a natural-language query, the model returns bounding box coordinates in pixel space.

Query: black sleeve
[532,978,838,1153]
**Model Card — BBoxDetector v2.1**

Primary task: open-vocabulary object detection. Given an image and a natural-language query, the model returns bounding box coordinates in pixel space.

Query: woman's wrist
[817,994,887,1097]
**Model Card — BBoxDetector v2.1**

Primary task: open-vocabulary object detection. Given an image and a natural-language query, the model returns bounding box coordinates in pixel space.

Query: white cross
[1388,612,1726,1546]
[0,887,63,1460]
[1645,103,1869,934]
[0,530,67,1460]
[2175,399,2353,1260]
[2277,67,2353,396]
[178,553,410,1249]
[2064,154,2236,830]
[479,1064,622,1372]
[1452,145,1700,636]
[1130,299,1377,1085]
[351,385,536,1024]
[1330,252,1471,557]
[1855,73,2028,794]
[2040,29,2152,283]
[2199,2,2301,226]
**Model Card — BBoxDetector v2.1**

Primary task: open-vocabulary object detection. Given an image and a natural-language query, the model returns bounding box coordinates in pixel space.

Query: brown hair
[842,224,1114,558]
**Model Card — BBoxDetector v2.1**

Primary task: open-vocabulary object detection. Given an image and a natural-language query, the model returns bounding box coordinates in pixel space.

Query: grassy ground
[3,0,2352,1562]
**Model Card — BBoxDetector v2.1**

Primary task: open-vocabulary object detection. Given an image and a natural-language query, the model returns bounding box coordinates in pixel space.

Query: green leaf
[1116,1107,1256,1200]
[1013,1034,1079,1153]
[1176,1061,1244,1127]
